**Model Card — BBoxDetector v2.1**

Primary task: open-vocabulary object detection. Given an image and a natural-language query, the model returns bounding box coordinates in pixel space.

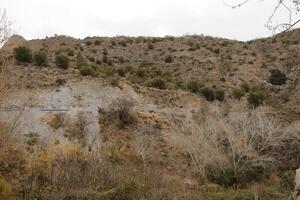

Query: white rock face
[0,80,133,149]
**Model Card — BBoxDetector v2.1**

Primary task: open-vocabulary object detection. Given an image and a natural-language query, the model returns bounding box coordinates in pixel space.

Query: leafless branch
[224,0,300,33]
[0,8,12,46]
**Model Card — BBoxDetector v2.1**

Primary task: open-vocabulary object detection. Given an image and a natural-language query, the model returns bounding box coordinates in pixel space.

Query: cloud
[2,0,299,41]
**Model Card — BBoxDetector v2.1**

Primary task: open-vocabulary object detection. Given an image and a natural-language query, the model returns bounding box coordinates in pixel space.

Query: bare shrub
[181,107,294,187]
[105,98,137,128]
[130,127,153,168]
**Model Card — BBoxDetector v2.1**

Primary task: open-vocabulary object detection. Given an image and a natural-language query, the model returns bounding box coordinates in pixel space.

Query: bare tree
[0,8,12,47]
[224,0,300,32]
[131,128,152,169]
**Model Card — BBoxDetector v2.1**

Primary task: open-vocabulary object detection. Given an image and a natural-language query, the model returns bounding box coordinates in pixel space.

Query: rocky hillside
[0,30,299,200]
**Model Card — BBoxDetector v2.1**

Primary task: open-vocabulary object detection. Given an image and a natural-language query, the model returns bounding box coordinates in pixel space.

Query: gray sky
[2,0,299,41]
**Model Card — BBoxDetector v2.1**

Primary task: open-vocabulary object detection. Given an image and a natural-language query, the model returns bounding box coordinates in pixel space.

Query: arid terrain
[0,30,299,199]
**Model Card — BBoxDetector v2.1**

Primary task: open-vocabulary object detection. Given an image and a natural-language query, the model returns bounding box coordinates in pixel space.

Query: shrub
[67,49,75,56]
[215,89,225,101]
[108,99,136,128]
[247,91,265,107]
[14,46,32,63]
[33,51,47,66]
[269,69,287,85]
[55,54,70,69]
[187,81,201,93]
[200,87,215,101]
[278,171,295,192]
[79,66,96,76]
[0,177,12,200]
[96,59,102,65]
[103,56,108,64]
[117,68,126,77]
[164,55,173,63]
[147,78,166,89]
[108,60,113,66]
[109,78,119,87]
[85,41,92,46]
[241,82,250,92]
[94,40,101,45]
[118,57,125,64]
[232,87,245,100]
[135,68,145,78]
[88,56,95,63]
[120,41,127,47]
[207,168,237,188]
[148,44,154,50]
[56,78,66,85]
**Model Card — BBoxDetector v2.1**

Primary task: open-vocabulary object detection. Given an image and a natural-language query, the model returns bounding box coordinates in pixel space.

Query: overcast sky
[2,0,299,41]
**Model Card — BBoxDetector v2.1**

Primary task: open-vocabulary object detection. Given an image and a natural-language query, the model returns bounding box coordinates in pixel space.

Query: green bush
[0,177,12,200]
[93,183,139,200]
[200,87,215,101]
[55,54,70,69]
[278,171,295,192]
[147,78,166,89]
[79,66,96,76]
[67,49,75,56]
[186,81,201,93]
[269,69,287,85]
[247,91,265,107]
[232,87,245,100]
[207,168,237,188]
[164,55,173,63]
[33,51,47,66]
[14,46,32,63]
[215,89,225,101]
[135,68,145,78]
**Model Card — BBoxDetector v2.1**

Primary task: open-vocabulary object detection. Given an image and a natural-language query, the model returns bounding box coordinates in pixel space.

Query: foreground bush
[0,177,12,200]
[33,51,48,66]
[55,54,70,69]
[14,46,32,63]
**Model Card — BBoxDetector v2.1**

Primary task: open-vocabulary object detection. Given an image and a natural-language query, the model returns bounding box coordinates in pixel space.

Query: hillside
[0,30,299,200]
